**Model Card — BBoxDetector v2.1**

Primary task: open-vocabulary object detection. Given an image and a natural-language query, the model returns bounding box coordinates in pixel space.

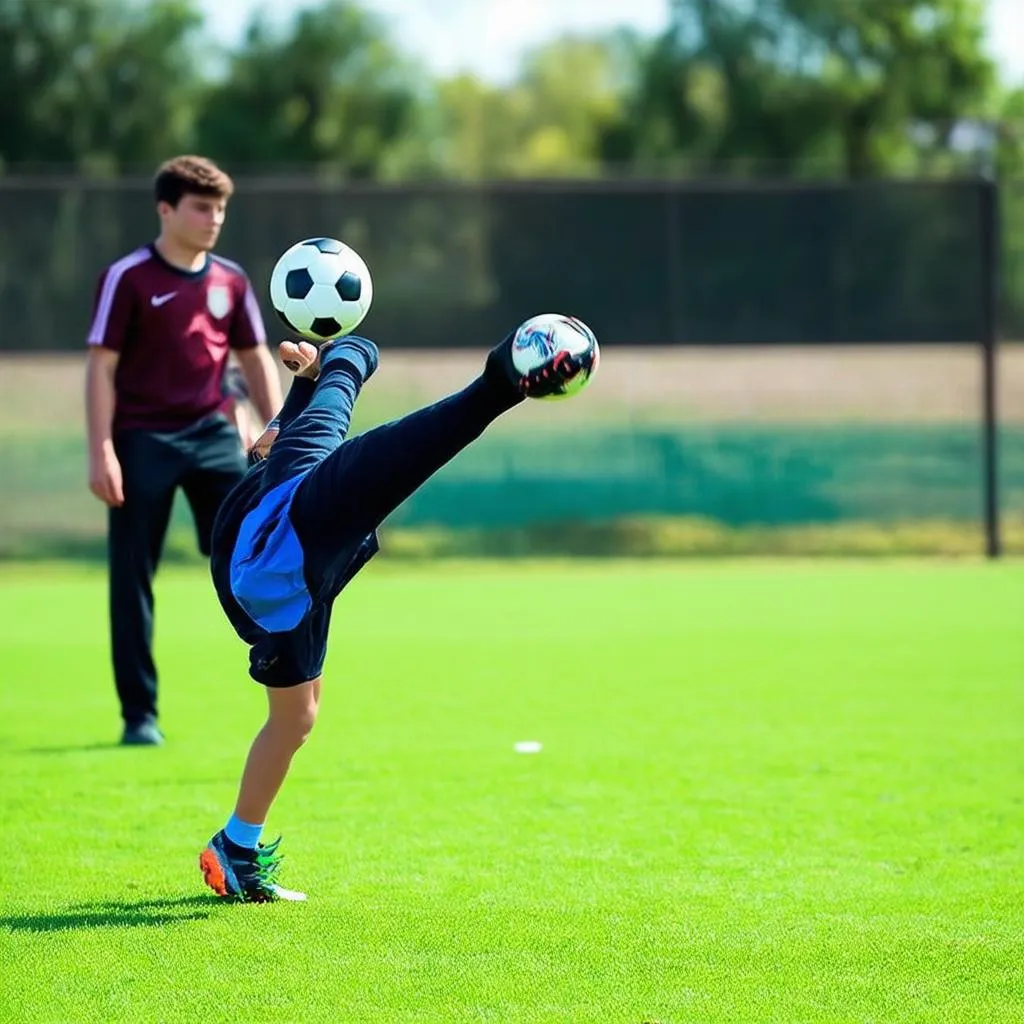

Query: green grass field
[1,560,1022,1024]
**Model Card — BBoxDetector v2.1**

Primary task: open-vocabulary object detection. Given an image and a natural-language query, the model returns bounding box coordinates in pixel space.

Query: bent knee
[268,691,320,746]
[280,707,318,746]
[296,706,319,743]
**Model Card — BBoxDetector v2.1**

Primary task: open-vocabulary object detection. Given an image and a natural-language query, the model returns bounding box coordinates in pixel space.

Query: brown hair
[154,155,234,208]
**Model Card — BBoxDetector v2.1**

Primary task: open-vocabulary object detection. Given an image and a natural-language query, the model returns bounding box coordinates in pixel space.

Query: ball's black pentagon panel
[303,237,344,255]
[285,268,314,299]
[310,317,341,338]
[336,272,362,302]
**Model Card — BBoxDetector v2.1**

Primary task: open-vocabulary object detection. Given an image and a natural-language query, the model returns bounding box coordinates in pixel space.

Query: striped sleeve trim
[87,248,151,345]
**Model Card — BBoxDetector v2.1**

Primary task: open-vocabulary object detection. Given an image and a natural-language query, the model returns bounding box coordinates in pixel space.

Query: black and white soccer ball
[269,237,373,342]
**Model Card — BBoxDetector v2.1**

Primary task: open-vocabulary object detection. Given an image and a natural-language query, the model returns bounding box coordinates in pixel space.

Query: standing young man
[85,155,284,747]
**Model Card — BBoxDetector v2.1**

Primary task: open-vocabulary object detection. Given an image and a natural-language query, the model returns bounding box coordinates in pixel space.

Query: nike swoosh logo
[151,291,178,307]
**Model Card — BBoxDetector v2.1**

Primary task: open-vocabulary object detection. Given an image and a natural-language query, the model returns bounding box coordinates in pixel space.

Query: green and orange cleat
[199,830,307,903]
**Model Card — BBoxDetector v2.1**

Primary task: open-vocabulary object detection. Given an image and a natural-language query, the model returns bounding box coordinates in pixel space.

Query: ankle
[484,334,526,405]
[320,336,379,381]
[224,814,264,850]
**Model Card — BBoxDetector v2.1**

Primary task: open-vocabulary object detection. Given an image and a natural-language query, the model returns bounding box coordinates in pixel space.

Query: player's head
[154,155,234,253]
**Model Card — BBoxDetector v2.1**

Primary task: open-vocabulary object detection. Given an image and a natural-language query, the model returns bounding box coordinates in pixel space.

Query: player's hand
[279,340,320,378]
[248,426,279,465]
[88,445,125,507]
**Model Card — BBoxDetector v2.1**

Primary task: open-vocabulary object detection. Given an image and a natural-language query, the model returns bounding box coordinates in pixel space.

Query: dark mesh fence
[0,176,1018,558]
[0,179,994,351]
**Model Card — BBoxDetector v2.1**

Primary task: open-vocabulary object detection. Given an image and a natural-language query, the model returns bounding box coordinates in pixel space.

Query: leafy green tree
[195,0,420,178]
[0,0,1017,182]
[622,0,998,177]
[429,32,641,180]
[0,0,203,171]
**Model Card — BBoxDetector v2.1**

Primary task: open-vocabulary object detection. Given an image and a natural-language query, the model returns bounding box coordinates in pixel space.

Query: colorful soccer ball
[511,313,600,400]
[269,237,373,342]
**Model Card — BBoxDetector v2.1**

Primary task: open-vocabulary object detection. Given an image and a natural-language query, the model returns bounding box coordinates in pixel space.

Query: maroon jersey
[87,244,267,431]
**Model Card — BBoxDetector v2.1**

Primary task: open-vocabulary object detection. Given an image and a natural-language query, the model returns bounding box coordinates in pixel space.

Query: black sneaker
[121,717,164,747]
[486,328,594,400]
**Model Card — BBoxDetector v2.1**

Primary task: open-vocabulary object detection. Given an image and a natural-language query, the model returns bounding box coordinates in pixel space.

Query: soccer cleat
[485,330,591,400]
[519,348,592,399]
[121,717,164,746]
[199,830,307,903]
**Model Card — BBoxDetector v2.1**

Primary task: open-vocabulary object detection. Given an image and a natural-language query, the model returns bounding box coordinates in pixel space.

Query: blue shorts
[247,601,333,687]
[211,467,379,687]
[210,336,516,688]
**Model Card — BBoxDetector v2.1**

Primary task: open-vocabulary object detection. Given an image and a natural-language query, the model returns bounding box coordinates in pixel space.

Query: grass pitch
[1,560,1022,1024]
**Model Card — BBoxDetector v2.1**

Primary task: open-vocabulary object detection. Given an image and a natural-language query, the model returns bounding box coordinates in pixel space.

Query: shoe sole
[198,848,229,897]
[269,884,308,902]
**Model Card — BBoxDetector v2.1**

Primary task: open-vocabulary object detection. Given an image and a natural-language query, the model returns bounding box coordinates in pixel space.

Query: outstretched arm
[271,341,321,430]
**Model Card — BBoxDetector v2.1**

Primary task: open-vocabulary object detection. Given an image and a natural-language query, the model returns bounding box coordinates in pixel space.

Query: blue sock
[224,814,263,850]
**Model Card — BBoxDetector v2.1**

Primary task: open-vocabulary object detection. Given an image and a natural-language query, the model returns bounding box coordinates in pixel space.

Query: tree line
[1,0,1023,179]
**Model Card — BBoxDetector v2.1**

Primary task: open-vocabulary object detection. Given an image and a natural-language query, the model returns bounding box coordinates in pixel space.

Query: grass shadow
[1,895,223,933]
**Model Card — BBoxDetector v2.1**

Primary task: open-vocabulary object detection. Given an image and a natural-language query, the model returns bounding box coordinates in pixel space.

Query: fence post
[980,177,1001,559]
[666,182,684,345]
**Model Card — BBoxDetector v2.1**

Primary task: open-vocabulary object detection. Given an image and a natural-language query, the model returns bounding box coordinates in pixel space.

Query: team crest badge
[207,285,232,319]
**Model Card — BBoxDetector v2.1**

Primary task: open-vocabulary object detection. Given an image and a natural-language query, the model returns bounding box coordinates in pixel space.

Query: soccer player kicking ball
[200,326,592,901]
